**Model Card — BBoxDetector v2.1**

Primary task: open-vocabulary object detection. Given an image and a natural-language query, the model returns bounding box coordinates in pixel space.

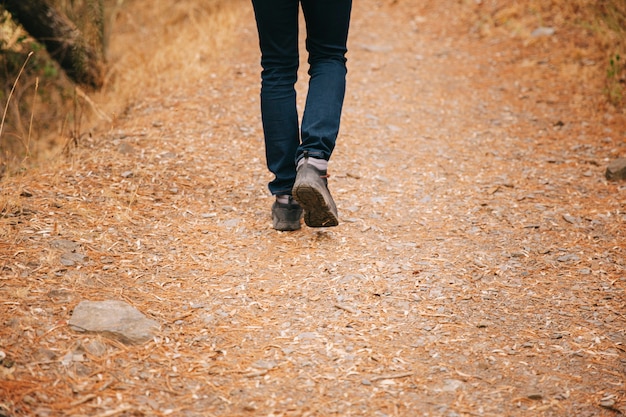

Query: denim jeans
[251,0,352,195]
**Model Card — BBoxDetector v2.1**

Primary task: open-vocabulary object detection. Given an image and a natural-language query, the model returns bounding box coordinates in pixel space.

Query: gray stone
[441,379,464,392]
[606,158,626,181]
[221,218,241,228]
[117,142,136,154]
[68,300,159,345]
[531,27,555,37]
[84,339,108,357]
[60,252,88,266]
[50,239,79,251]
[557,254,580,263]
[252,360,277,370]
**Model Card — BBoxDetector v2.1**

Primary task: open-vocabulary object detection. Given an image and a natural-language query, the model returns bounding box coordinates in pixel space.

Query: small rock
[117,143,136,154]
[47,289,73,303]
[296,332,318,340]
[69,300,159,345]
[0,353,14,368]
[531,27,555,37]
[358,43,393,53]
[159,151,177,159]
[441,379,464,392]
[606,158,626,181]
[74,363,92,377]
[61,351,75,366]
[50,239,79,252]
[557,254,579,263]
[34,407,52,417]
[252,360,277,370]
[35,348,57,361]
[600,395,616,408]
[221,218,241,228]
[84,339,108,357]
[22,395,37,405]
[60,252,88,266]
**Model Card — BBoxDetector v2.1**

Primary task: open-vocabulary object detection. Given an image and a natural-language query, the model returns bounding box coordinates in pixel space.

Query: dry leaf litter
[1,0,625,416]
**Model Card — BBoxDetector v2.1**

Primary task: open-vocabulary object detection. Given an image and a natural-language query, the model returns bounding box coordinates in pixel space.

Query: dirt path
[1,1,625,416]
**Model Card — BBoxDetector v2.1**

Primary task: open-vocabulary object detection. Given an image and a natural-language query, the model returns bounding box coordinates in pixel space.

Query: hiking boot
[272,197,303,231]
[292,156,339,228]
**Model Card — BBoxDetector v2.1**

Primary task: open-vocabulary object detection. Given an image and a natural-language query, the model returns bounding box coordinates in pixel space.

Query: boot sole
[293,181,338,228]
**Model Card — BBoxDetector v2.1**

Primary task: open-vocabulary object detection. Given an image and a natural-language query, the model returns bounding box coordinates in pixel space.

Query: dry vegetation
[0,0,624,174]
[462,0,626,105]
[0,0,625,416]
[0,0,242,176]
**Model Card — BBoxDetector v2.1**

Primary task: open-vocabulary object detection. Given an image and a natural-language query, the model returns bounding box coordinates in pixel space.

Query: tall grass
[97,0,243,116]
[0,0,244,177]
[0,51,33,155]
[0,4,95,176]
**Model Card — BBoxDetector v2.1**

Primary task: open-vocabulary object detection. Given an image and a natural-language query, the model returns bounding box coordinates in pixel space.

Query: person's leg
[292,0,351,228]
[298,0,352,163]
[251,0,300,196]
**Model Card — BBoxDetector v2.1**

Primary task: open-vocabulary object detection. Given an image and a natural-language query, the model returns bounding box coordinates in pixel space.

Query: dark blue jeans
[251,0,352,195]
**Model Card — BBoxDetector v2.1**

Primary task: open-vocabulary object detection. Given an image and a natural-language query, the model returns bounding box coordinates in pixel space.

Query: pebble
[557,254,579,263]
[606,158,626,181]
[50,239,79,252]
[531,27,555,37]
[60,252,88,266]
[252,360,277,370]
[600,396,616,408]
[441,379,464,392]
[85,339,108,357]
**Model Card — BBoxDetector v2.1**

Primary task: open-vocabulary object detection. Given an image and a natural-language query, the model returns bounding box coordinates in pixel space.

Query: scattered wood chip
[334,303,358,314]
[370,372,414,382]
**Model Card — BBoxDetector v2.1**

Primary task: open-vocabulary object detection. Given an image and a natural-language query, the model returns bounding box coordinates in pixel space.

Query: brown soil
[1,0,625,416]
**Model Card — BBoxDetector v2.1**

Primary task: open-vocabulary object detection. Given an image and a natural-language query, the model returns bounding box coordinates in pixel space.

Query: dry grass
[99,0,243,114]
[0,11,66,173]
[0,0,243,176]
[463,0,626,106]
[0,0,244,216]
[0,0,624,415]
[466,0,626,42]
[0,0,623,176]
